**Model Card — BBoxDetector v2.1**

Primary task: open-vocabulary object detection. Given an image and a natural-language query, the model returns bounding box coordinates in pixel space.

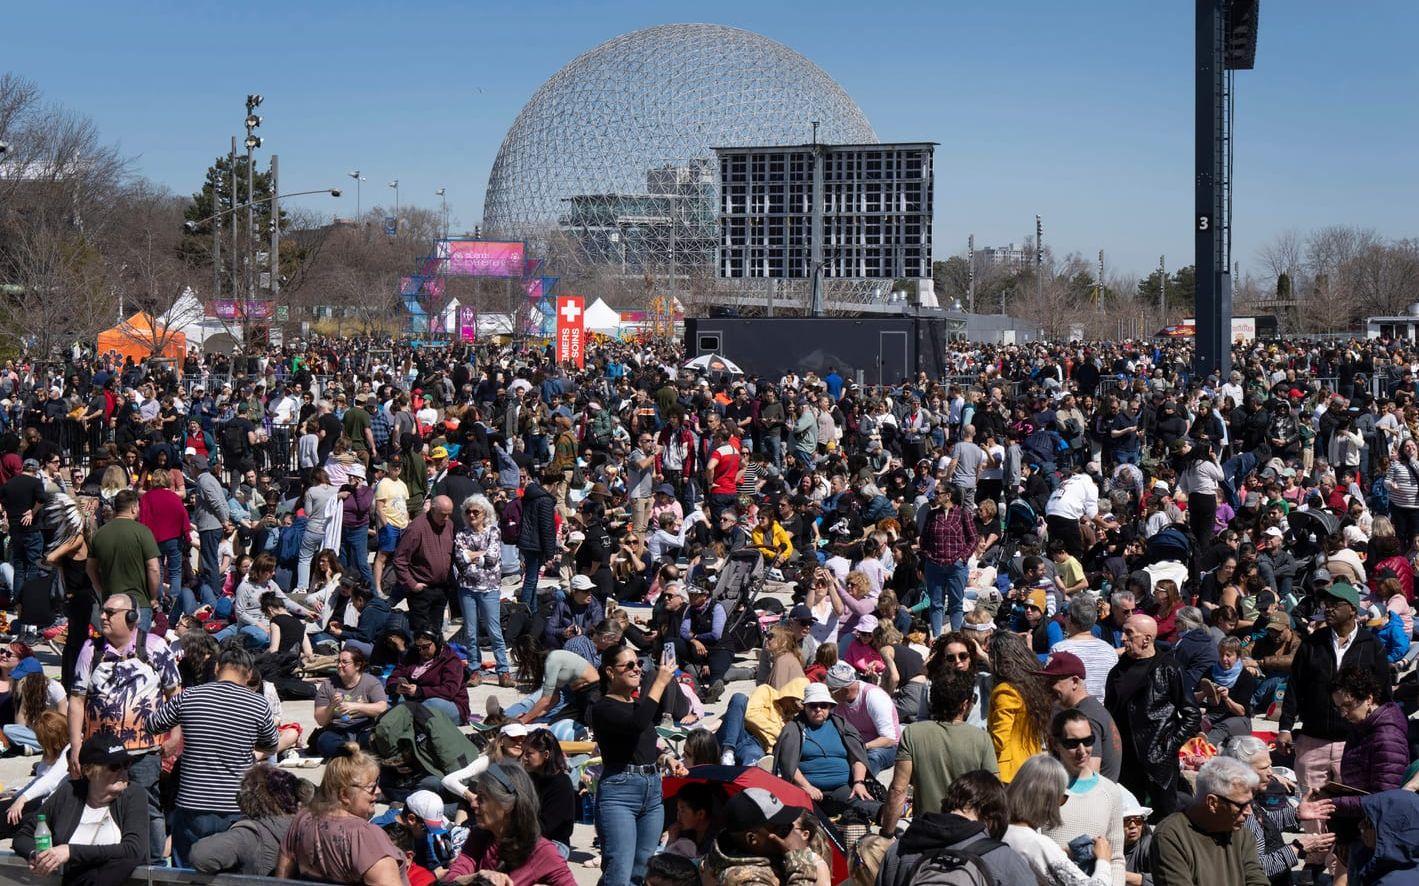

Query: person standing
[1104,615,1200,820]
[1044,466,1099,561]
[591,643,677,886]
[394,495,456,635]
[67,591,180,863]
[942,424,985,511]
[1041,651,1122,782]
[881,667,998,833]
[191,454,231,600]
[1046,709,1127,885]
[454,494,512,687]
[0,458,45,592]
[370,456,409,596]
[146,644,279,866]
[627,432,658,535]
[916,485,978,635]
[339,465,375,587]
[517,471,559,612]
[137,469,191,613]
[87,490,161,632]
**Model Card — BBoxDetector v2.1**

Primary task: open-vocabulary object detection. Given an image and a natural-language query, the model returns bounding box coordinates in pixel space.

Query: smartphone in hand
[661,642,677,669]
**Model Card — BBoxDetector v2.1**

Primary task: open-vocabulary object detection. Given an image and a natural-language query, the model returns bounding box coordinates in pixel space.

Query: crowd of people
[0,332,1418,885]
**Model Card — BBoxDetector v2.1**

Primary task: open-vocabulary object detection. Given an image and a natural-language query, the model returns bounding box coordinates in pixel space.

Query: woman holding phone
[590,643,677,886]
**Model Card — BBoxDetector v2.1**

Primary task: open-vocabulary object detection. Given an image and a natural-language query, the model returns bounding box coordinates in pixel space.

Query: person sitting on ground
[1196,636,1258,746]
[326,581,393,658]
[663,781,723,860]
[1002,754,1112,886]
[519,727,577,860]
[312,646,388,758]
[773,682,882,823]
[715,677,808,767]
[276,743,409,885]
[440,723,527,811]
[1148,755,1268,886]
[700,787,826,886]
[440,762,578,886]
[13,731,150,884]
[189,764,312,876]
[386,629,470,725]
[0,710,69,839]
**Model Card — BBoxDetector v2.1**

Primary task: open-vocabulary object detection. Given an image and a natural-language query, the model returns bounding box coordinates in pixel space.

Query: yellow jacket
[744,677,809,752]
[750,521,795,562]
[988,680,1042,783]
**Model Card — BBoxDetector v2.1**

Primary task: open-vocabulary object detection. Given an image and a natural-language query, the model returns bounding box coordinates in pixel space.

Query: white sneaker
[720,749,737,766]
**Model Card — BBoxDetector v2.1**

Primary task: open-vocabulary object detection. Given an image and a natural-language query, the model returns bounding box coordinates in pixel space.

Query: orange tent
[96,313,187,366]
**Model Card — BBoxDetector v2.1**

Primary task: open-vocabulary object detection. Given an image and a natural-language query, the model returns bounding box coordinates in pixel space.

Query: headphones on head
[123,593,141,627]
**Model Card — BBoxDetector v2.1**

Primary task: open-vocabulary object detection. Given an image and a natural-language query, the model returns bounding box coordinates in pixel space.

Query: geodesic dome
[482,23,878,284]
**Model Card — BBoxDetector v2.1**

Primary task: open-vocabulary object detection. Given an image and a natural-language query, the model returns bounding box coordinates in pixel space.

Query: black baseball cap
[79,732,130,767]
[725,787,804,832]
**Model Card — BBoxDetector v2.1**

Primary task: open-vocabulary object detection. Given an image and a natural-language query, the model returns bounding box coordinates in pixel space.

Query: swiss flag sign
[556,296,585,368]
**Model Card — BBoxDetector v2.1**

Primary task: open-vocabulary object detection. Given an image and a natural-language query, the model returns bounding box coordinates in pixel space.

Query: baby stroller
[712,549,768,654]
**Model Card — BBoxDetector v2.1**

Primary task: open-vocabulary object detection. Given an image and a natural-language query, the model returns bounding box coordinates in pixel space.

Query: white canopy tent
[583,298,622,332]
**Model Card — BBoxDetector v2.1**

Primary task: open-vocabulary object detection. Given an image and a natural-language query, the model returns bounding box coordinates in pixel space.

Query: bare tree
[1256,229,1304,286]
[0,221,115,357]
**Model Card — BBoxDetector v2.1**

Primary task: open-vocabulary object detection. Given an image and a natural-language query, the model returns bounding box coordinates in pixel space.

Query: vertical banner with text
[556,295,585,368]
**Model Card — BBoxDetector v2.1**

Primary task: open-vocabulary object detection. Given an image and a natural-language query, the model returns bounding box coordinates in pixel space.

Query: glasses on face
[101,607,131,619]
[805,702,834,711]
[349,782,379,797]
[943,651,972,663]
[614,660,641,673]
[0,650,15,660]
[1056,734,1096,750]
[1212,793,1251,814]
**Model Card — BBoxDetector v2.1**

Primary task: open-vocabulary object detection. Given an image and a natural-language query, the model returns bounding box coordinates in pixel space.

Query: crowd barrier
[0,855,334,885]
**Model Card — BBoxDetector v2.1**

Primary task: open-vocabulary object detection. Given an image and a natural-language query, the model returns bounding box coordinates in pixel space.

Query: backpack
[905,837,1004,886]
[220,421,250,458]
[499,497,524,545]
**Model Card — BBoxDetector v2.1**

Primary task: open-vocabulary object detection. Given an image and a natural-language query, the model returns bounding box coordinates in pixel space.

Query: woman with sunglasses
[1003,754,1112,886]
[591,643,677,886]
[386,629,470,725]
[454,494,511,687]
[1043,710,1126,885]
[442,762,577,886]
[275,743,408,885]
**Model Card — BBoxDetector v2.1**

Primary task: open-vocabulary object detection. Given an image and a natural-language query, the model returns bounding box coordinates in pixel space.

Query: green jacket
[371,700,478,777]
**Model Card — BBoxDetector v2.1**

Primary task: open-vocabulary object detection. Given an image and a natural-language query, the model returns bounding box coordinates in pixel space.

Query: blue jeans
[171,808,241,868]
[341,525,374,587]
[129,751,166,863]
[1252,675,1286,713]
[419,697,461,723]
[214,623,269,648]
[8,529,41,593]
[505,689,581,740]
[296,527,324,591]
[520,551,544,611]
[156,538,184,605]
[763,433,783,470]
[596,769,664,886]
[197,528,223,598]
[174,582,217,620]
[715,693,765,766]
[866,745,897,776]
[458,586,510,674]
[923,558,968,634]
[2,724,37,752]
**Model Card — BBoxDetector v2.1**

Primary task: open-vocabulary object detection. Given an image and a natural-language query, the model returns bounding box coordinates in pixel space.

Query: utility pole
[211,165,221,300]
[270,154,280,304]
[1159,254,1167,320]
[229,136,239,301]
[436,188,448,239]
[967,234,975,314]
[244,94,263,300]
[1097,250,1105,305]
[1035,214,1044,308]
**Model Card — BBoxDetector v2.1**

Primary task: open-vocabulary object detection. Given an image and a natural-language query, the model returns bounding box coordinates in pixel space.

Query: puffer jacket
[1103,650,1202,779]
[1333,702,1410,818]
[700,836,821,886]
[517,482,557,559]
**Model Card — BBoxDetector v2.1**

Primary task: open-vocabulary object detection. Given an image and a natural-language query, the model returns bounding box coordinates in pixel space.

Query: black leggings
[1188,492,1218,547]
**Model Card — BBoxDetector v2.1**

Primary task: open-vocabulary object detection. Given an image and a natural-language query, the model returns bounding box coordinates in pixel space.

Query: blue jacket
[545,596,605,648]
[1376,614,1411,663]
[1350,790,1419,884]
[1171,627,1220,696]
[345,595,392,644]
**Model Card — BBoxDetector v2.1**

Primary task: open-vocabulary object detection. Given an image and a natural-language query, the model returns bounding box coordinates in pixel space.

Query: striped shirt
[147,680,278,813]
[1050,634,1120,701]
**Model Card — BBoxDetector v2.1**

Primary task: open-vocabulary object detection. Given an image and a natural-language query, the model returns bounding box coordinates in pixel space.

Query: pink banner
[438,240,526,278]
[209,300,273,320]
[458,306,477,342]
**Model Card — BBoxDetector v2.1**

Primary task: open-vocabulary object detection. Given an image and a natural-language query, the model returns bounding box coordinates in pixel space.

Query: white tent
[160,288,240,351]
[583,298,622,332]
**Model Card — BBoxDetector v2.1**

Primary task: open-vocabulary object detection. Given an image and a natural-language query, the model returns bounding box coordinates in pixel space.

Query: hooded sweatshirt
[876,812,1037,886]
[1349,790,1419,885]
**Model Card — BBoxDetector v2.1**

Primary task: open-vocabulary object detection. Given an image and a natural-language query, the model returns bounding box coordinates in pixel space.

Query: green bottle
[33,814,51,853]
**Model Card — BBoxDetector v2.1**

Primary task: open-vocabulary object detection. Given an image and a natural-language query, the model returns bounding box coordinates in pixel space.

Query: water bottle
[33,815,51,854]
[578,790,595,824]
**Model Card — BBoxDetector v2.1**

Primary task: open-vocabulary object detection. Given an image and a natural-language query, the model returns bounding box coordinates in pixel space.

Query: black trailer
[683,314,948,383]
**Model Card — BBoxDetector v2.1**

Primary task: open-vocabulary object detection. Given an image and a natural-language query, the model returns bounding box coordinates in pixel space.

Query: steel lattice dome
[482,23,878,279]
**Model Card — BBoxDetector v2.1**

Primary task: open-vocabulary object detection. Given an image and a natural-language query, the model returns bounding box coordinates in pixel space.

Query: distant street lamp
[435,187,447,238]
[348,170,366,219]
[388,179,400,218]
[185,189,341,231]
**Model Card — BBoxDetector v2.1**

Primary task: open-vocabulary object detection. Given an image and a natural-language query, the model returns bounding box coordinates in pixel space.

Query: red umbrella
[662,764,849,882]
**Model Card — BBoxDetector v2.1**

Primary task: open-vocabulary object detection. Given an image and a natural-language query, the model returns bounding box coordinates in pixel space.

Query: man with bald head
[394,494,457,634]
[1104,612,1201,819]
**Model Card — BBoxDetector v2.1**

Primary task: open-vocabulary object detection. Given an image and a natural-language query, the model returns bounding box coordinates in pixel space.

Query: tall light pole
[388,179,400,219]
[1159,254,1167,320]
[435,188,447,239]
[230,136,239,300]
[348,170,365,219]
[967,234,975,314]
[1035,214,1044,310]
[244,94,263,299]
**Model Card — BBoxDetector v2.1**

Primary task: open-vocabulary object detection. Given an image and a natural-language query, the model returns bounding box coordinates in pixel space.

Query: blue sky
[5,0,1416,277]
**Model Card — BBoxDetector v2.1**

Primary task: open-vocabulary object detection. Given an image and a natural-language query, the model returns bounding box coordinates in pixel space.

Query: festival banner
[437,240,526,278]
[556,296,585,368]
[458,306,477,342]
